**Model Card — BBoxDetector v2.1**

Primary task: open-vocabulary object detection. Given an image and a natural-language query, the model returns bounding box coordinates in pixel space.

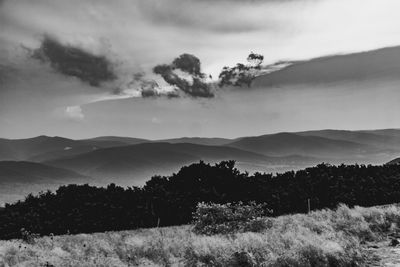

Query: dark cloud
[130,72,160,98]
[218,52,265,87]
[31,36,117,87]
[153,54,215,98]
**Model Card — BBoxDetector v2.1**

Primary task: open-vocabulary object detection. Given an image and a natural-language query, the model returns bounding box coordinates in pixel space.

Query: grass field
[1,204,400,266]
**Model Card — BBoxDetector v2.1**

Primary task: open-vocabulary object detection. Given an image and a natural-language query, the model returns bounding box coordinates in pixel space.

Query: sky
[1,0,400,139]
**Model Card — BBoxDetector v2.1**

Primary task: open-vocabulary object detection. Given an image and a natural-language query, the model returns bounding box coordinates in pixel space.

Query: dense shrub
[192,202,271,235]
[1,160,400,239]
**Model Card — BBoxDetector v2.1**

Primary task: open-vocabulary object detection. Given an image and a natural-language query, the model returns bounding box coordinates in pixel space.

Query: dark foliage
[1,161,400,240]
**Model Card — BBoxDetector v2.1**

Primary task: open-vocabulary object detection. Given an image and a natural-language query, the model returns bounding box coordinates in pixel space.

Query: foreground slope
[1,204,399,266]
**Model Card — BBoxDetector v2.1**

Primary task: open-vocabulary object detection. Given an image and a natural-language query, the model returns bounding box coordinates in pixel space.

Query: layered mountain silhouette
[1,129,400,205]
[0,136,131,162]
[0,161,87,183]
[44,142,317,185]
[158,137,232,146]
[227,132,372,159]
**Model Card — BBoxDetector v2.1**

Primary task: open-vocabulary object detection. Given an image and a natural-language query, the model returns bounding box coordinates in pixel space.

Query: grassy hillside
[1,204,399,266]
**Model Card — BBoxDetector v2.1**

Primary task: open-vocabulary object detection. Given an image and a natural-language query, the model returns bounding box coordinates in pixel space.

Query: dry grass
[1,204,399,266]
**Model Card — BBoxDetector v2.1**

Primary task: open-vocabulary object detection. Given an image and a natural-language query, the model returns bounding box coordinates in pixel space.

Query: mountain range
[1,128,400,205]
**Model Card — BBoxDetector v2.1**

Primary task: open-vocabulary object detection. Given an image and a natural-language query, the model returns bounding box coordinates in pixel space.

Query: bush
[192,202,271,235]
[20,228,39,244]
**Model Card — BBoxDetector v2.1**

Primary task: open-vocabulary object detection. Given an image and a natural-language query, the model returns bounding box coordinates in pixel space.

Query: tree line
[1,160,400,240]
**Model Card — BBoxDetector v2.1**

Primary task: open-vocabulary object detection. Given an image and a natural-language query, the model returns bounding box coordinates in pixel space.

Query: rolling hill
[158,137,233,146]
[0,136,139,162]
[226,132,380,162]
[1,128,400,205]
[0,161,87,183]
[0,161,89,205]
[80,136,149,145]
[297,129,400,151]
[44,142,318,185]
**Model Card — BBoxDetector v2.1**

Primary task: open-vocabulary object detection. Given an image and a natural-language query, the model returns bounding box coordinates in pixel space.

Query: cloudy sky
[1,0,400,139]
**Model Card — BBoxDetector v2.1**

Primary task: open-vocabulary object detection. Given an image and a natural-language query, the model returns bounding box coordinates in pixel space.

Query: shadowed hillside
[0,136,131,162]
[0,161,89,204]
[227,132,375,160]
[159,137,233,146]
[44,142,315,185]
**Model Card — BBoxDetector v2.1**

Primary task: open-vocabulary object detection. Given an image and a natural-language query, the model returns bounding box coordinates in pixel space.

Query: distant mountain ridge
[1,128,400,206]
[227,132,373,159]
[0,161,90,205]
[0,136,130,162]
[1,128,400,164]
[44,142,317,185]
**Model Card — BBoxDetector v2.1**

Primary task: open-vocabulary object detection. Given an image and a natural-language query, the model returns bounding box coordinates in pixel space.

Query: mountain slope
[227,132,375,160]
[158,137,233,146]
[0,161,87,183]
[81,136,149,145]
[253,46,400,87]
[361,129,400,138]
[44,142,317,185]
[297,129,400,151]
[0,161,89,205]
[0,136,135,162]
